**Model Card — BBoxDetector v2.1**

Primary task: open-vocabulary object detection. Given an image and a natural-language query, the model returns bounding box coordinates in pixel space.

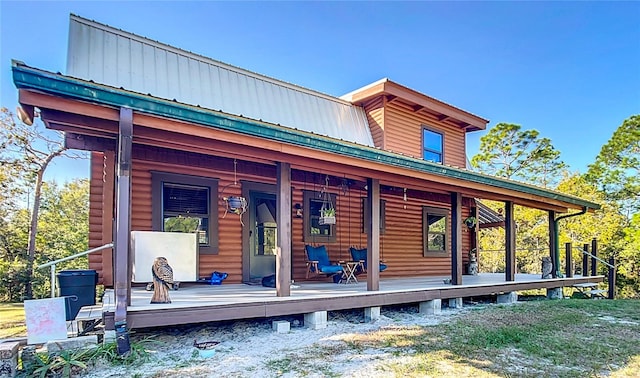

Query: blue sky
[1,1,639,183]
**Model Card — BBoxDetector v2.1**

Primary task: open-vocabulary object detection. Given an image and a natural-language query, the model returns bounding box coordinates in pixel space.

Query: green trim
[12,64,600,210]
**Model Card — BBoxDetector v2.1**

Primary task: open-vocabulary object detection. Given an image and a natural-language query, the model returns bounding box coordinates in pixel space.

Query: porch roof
[12,62,600,212]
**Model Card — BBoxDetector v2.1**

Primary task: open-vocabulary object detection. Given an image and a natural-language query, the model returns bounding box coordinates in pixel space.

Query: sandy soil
[84,305,467,378]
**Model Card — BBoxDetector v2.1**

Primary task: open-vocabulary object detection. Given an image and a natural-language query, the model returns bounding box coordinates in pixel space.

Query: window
[362,198,386,234]
[303,190,337,243]
[422,127,443,163]
[152,172,219,254]
[423,206,449,256]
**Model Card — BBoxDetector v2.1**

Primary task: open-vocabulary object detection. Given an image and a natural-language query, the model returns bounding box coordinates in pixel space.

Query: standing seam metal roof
[66,14,374,147]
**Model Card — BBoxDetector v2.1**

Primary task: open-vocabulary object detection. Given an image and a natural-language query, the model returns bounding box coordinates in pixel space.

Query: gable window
[303,190,337,243]
[152,172,219,254]
[362,198,386,234]
[422,127,443,163]
[423,206,449,256]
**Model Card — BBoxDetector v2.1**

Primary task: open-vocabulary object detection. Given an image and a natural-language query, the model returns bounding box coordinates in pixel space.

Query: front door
[248,191,277,281]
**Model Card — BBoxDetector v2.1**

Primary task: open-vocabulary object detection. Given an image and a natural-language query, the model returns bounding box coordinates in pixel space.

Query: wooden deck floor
[103,273,604,329]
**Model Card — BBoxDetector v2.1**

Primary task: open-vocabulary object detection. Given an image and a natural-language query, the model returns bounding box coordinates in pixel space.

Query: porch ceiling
[13,62,600,213]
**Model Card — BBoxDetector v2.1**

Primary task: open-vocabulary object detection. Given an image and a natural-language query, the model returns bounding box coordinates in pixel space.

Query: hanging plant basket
[319,176,336,225]
[464,216,477,229]
[224,196,248,216]
[319,208,336,225]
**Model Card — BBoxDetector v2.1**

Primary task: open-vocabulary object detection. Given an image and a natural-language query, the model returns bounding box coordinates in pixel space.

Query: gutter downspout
[554,207,589,277]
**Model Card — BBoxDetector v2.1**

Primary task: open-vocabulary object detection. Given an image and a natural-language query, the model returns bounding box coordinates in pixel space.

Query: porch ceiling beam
[366,178,381,291]
[40,108,118,134]
[65,133,115,151]
[114,107,133,355]
[276,162,292,297]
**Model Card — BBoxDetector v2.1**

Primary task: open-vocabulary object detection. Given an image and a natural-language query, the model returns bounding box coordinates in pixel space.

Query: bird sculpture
[151,257,174,304]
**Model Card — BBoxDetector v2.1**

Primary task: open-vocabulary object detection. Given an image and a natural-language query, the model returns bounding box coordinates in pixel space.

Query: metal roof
[66,15,374,147]
[13,63,601,212]
[477,201,505,228]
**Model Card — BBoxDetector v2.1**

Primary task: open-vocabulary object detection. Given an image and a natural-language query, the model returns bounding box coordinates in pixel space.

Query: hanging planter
[220,159,248,225]
[319,207,336,225]
[319,175,336,225]
[464,216,477,229]
[224,196,248,215]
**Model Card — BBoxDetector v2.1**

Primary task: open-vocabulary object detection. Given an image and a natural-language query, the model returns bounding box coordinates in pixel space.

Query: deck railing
[37,243,113,298]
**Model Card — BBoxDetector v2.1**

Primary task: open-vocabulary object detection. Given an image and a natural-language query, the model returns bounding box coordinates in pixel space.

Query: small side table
[340,261,361,284]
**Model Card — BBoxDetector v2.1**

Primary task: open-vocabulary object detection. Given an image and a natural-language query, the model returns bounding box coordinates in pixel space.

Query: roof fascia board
[342,78,487,130]
[383,81,487,129]
[12,64,600,211]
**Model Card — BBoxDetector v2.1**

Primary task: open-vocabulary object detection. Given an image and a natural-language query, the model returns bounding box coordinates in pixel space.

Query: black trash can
[57,269,98,321]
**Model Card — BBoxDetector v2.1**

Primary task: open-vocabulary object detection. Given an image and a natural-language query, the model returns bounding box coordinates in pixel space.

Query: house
[12,15,601,331]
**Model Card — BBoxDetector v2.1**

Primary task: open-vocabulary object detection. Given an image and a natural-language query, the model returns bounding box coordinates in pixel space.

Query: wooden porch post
[276,162,292,297]
[565,242,573,278]
[366,178,380,291]
[505,201,516,282]
[548,210,558,278]
[114,107,132,355]
[451,192,462,285]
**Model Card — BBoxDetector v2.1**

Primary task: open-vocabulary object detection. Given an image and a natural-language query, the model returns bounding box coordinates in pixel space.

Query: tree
[471,123,567,188]
[0,180,89,301]
[586,115,640,214]
[0,107,82,299]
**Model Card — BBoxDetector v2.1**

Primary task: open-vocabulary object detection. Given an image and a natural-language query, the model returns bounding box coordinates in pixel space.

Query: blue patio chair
[349,247,387,274]
[304,245,343,280]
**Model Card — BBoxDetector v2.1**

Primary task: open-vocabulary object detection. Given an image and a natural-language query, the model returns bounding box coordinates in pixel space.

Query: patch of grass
[0,303,26,338]
[343,299,640,377]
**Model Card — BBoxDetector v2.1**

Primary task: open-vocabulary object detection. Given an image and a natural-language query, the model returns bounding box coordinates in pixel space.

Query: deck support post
[366,178,380,291]
[276,162,292,297]
[448,298,463,309]
[546,287,563,299]
[114,107,132,355]
[505,201,516,282]
[364,307,380,322]
[565,242,573,277]
[451,192,462,285]
[419,299,441,315]
[497,292,518,304]
[591,238,598,276]
[304,311,327,330]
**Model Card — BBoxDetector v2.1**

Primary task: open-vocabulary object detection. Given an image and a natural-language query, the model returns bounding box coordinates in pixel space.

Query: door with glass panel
[249,191,277,280]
